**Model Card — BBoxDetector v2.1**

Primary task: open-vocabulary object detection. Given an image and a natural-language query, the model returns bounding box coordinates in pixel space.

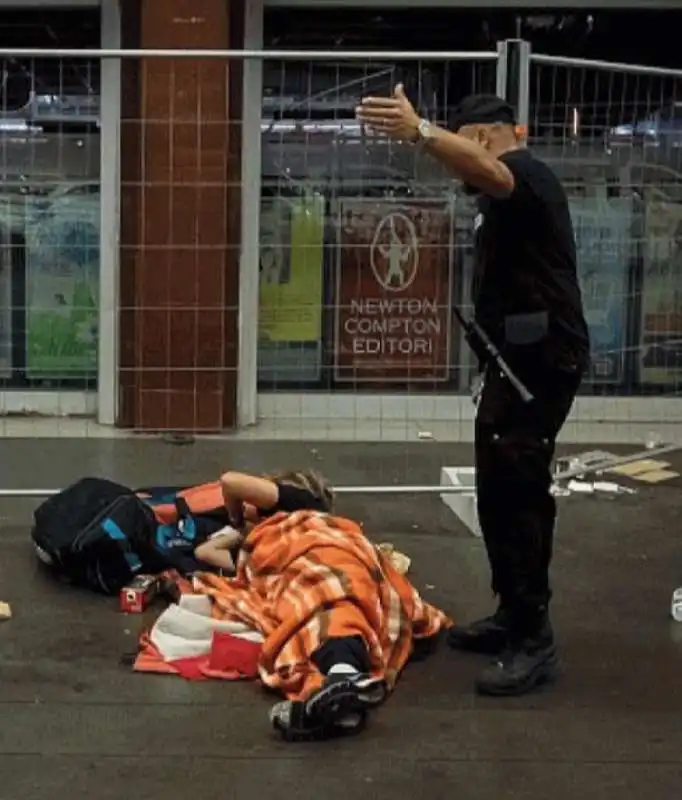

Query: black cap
[449,94,517,132]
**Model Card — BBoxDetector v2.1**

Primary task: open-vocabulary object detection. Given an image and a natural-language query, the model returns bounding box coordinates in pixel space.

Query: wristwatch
[415,118,435,144]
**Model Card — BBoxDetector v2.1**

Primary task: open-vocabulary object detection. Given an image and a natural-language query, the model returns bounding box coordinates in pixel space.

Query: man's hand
[355,83,421,142]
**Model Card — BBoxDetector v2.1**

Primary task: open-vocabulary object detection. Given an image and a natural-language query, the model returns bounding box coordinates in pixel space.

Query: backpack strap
[175,497,192,520]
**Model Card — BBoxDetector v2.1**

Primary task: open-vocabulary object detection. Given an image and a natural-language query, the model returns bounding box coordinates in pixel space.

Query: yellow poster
[639,200,682,384]
[258,194,324,343]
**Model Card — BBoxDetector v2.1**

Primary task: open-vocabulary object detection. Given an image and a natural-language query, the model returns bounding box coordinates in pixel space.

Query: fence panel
[1,44,681,461]
[257,51,498,413]
[0,52,100,403]
[0,47,500,447]
[529,53,682,400]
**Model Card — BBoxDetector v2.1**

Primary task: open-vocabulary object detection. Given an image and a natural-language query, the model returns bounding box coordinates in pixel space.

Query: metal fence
[527,52,682,395]
[0,42,681,502]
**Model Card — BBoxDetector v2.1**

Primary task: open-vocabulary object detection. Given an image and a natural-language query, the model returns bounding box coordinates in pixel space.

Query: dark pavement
[1,439,682,799]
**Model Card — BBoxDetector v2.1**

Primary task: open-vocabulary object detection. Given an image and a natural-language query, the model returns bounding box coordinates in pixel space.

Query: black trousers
[475,353,583,629]
[312,635,370,675]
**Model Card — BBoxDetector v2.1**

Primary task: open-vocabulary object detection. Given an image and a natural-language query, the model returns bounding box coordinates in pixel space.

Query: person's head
[240,469,335,524]
[270,469,334,513]
[450,94,522,193]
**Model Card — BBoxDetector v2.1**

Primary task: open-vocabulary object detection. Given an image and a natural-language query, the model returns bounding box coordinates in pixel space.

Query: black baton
[452,307,534,403]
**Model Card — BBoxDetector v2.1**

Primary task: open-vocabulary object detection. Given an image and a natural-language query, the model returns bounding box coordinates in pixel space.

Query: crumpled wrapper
[376,542,411,576]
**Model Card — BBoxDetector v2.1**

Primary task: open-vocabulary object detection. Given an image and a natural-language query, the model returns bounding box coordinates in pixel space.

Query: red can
[119,575,159,613]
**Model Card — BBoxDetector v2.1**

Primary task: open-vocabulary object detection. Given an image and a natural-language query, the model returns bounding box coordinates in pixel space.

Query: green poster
[24,187,99,377]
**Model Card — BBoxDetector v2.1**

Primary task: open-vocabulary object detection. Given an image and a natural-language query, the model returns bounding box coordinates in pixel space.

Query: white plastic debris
[645,431,663,450]
[0,601,12,620]
[567,480,595,493]
[592,481,619,493]
[564,479,637,496]
[593,481,636,495]
[418,431,434,440]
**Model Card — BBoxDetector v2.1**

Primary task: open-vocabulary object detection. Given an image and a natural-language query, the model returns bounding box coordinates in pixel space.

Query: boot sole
[475,655,559,697]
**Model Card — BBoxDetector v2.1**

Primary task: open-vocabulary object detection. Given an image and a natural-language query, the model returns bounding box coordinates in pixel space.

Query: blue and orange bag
[136,482,231,574]
[31,479,231,594]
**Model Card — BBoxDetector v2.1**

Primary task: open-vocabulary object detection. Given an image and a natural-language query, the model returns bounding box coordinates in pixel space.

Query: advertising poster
[24,186,100,378]
[569,196,633,384]
[258,193,325,383]
[638,200,682,385]
[334,199,453,385]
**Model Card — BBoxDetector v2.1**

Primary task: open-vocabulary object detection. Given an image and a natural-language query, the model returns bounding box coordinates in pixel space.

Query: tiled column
[118,0,243,430]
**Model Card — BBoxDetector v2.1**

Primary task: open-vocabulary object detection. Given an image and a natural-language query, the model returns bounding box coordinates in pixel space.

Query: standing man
[356,90,589,696]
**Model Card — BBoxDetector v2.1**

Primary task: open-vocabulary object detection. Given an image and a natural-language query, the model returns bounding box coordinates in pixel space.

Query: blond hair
[265,469,334,512]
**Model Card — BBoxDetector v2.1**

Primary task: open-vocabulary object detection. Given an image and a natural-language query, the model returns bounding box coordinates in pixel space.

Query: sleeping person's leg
[270,605,387,741]
[307,635,386,714]
[312,634,369,674]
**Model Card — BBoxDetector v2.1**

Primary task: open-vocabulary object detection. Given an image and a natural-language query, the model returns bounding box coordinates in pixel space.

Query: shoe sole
[271,699,368,743]
[475,656,559,697]
[306,678,386,725]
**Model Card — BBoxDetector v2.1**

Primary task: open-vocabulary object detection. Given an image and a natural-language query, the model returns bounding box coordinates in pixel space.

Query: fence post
[496,39,531,131]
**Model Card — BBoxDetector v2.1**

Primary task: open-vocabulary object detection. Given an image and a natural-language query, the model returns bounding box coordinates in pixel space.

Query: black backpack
[31,477,158,595]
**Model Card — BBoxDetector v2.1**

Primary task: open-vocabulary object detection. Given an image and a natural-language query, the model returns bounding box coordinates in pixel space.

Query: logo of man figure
[379,214,412,287]
[370,212,419,292]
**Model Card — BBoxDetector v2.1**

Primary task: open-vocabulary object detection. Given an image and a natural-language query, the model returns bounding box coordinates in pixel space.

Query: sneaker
[475,623,558,697]
[446,608,511,655]
[271,673,387,742]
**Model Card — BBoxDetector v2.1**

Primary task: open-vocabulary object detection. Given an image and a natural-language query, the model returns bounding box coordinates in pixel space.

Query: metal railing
[1,41,682,497]
[0,47,499,61]
[0,442,678,499]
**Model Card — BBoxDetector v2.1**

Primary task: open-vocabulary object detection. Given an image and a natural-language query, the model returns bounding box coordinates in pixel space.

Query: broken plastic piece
[0,601,12,620]
[567,480,595,493]
[593,481,630,494]
[645,431,663,450]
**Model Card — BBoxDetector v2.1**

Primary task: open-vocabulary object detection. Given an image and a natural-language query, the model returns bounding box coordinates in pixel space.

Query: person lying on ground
[193,469,334,574]
[141,499,451,742]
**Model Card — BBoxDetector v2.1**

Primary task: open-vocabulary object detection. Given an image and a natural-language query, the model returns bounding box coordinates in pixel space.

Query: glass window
[0,9,100,389]
[257,8,497,393]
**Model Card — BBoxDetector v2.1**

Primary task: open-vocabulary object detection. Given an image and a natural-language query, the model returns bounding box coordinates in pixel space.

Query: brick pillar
[118,0,243,431]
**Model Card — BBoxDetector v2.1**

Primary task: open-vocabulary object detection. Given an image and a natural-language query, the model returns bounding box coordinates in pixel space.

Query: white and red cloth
[135,594,263,681]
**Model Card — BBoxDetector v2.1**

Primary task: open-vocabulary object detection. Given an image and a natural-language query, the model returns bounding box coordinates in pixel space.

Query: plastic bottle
[671,588,682,622]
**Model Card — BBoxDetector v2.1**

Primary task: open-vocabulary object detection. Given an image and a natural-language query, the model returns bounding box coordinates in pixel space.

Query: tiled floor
[0,415,681,445]
[1,439,682,799]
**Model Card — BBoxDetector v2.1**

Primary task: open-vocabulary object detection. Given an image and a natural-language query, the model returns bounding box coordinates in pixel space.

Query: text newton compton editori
[343,298,443,356]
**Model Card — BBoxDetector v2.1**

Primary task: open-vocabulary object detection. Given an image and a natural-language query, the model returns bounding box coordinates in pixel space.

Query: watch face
[419,120,432,138]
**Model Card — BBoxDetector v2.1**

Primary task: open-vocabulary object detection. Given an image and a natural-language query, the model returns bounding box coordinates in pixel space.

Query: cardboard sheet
[607,459,671,477]
[628,469,680,484]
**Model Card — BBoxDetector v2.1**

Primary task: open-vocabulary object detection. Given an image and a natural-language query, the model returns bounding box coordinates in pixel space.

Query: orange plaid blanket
[135,510,451,700]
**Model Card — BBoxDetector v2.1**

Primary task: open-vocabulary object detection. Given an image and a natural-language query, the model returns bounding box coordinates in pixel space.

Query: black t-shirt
[473,149,589,366]
[256,482,328,518]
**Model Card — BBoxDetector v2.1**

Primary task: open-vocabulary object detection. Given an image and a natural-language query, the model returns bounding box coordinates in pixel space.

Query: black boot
[446,606,512,655]
[475,614,557,697]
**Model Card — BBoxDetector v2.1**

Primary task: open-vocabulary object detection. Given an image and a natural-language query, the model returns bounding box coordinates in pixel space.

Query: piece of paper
[0,601,12,620]
[607,459,671,476]
[630,469,680,484]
